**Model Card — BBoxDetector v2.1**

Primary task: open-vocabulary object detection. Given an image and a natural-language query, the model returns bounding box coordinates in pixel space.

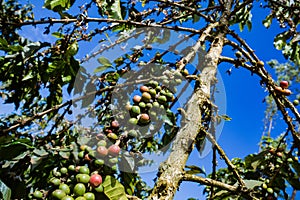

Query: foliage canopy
[0,0,299,199]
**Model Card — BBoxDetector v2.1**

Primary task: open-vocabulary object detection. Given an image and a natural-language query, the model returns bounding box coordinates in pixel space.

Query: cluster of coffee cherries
[126,80,176,127]
[30,121,121,199]
[78,120,121,171]
[274,80,291,96]
[274,80,300,106]
[31,165,103,199]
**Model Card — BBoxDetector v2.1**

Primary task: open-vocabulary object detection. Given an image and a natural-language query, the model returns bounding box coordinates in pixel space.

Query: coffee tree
[0,0,299,199]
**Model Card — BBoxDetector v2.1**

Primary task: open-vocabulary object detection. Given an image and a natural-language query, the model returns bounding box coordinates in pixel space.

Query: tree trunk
[149,2,233,199]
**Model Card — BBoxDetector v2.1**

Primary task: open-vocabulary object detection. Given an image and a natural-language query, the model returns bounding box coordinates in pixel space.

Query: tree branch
[150,0,216,23]
[218,55,300,151]
[182,174,238,192]
[200,127,246,188]
[7,17,201,34]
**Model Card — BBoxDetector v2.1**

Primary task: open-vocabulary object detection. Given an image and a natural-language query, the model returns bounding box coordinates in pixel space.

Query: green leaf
[103,175,128,200]
[239,22,244,32]
[97,57,112,67]
[0,37,8,47]
[81,81,96,108]
[243,180,263,189]
[52,32,65,39]
[94,66,111,73]
[120,152,136,172]
[219,114,232,121]
[185,165,206,175]
[62,75,72,83]
[246,20,252,31]
[0,179,11,200]
[192,14,200,23]
[274,32,289,50]
[0,139,33,161]
[22,72,34,81]
[44,0,75,12]
[107,0,123,20]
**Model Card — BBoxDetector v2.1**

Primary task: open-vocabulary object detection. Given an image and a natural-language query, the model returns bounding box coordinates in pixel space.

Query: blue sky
[1,1,297,199]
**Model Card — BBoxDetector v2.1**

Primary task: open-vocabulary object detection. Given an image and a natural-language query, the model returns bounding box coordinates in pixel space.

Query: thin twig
[7,17,201,34]
[200,127,246,188]
[182,174,238,192]
[150,0,216,23]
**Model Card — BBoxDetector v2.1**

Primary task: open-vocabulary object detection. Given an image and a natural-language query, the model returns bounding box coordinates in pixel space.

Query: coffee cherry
[280,80,289,89]
[133,95,142,103]
[146,103,153,108]
[33,190,43,199]
[274,86,292,96]
[108,144,121,156]
[140,85,149,93]
[139,113,150,124]
[84,192,96,200]
[68,165,75,172]
[149,80,159,88]
[89,174,102,188]
[262,183,268,189]
[153,101,160,108]
[267,188,274,194]
[276,152,283,157]
[78,151,85,159]
[257,60,264,67]
[107,132,118,140]
[125,104,132,111]
[131,106,141,115]
[128,118,138,125]
[142,92,152,102]
[111,120,119,129]
[149,88,157,97]
[128,130,138,137]
[79,166,90,175]
[52,189,66,199]
[60,167,68,175]
[139,102,146,109]
[50,178,61,186]
[155,86,162,92]
[94,159,105,167]
[158,95,167,104]
[85,146,93,153]
[293,99,299,106]
[73,183,86,196]
[59,183,71,194]
[97,146,108,157]
[109,157,119,164]
[97,140,107,147]
[76,174,90,184]
[62,196,74,200]
[75,197,85,200]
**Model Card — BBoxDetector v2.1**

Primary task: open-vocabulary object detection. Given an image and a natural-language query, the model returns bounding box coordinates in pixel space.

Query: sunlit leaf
[97,56,112,67]
[103,175,128,200]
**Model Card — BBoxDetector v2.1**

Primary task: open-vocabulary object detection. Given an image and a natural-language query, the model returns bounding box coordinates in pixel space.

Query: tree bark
[149,2,233,199]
